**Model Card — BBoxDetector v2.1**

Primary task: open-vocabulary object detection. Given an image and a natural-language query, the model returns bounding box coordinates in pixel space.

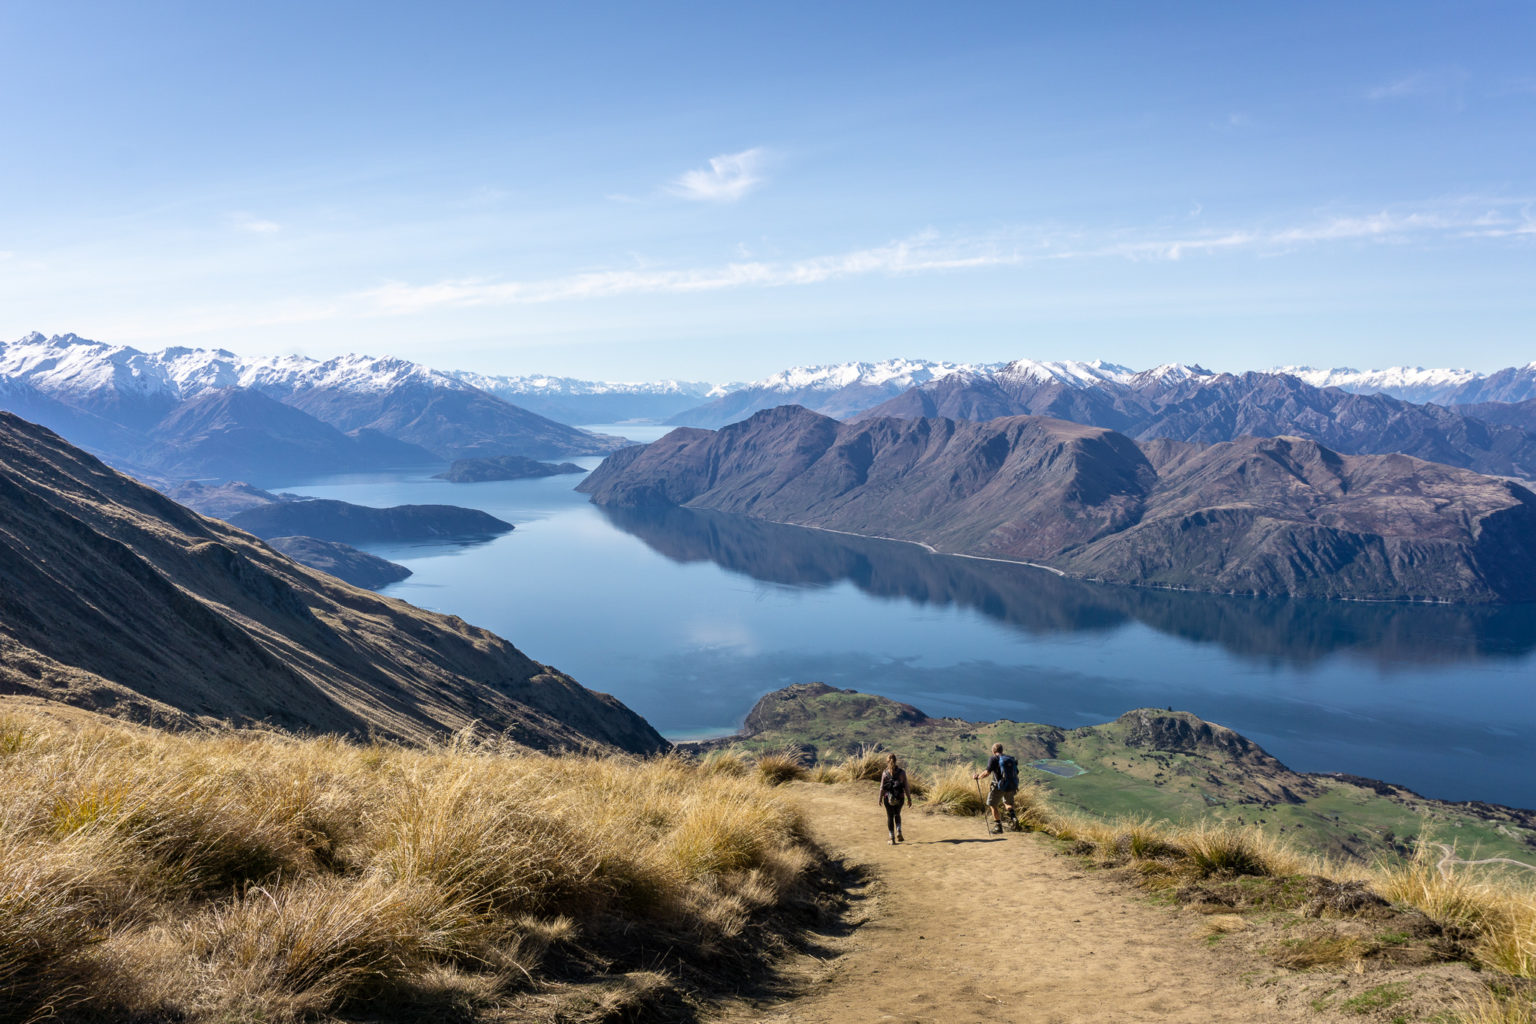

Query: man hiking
[973,742,1020,834]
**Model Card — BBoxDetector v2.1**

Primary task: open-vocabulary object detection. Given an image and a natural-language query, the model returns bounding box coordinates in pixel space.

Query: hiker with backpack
[974,742,1020,834]
[878,752,912,845]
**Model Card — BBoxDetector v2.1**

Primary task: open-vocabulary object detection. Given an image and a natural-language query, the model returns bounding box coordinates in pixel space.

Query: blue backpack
[995,754,1019,791]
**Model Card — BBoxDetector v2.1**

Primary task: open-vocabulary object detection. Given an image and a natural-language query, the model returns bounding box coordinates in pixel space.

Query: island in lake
[435,454,587,482]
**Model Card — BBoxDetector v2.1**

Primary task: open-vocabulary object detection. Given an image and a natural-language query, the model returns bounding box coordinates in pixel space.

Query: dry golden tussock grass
[835,745,888,782]
[754,751,810,785]
[0,709,814,1024]
[1456,991,1536,1024]
[918,763,987,816]
[1377,841,1536,978]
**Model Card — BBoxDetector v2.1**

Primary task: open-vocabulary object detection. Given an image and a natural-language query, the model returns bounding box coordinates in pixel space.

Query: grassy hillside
[0,704,818,1024]
[704,683,1536,869]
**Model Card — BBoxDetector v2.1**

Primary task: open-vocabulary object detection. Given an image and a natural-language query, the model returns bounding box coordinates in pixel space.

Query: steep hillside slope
[0,412,664,752]
[581,406,1536,603]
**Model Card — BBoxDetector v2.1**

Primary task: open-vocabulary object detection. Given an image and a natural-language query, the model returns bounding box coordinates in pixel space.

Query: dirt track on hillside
[708,783,1368,1024]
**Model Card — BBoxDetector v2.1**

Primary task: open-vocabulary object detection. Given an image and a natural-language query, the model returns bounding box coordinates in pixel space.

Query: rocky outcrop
[0,411,666,753]
[743,682,928,736]
[1115,709,1277,767]
[581,406,1536,603]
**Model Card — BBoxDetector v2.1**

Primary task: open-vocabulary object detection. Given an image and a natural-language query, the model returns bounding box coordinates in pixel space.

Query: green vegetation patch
[1029,758,1085,777]
[1342,982,1408,1014]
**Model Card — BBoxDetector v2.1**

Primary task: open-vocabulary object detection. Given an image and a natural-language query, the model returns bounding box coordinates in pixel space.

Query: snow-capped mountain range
[0,332,476,410]
[0,333,628,481]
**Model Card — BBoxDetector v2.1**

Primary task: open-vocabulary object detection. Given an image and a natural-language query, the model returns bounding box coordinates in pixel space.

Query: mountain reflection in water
[597,504,1536,670]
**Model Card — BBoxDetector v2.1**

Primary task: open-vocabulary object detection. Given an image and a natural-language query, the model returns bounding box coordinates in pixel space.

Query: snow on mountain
[0,332,183,401]
[758,358,994,392]
[446,370,712,399]
[994,358,1135,387]
[0,333,477,404]
[1276,365,1484,404]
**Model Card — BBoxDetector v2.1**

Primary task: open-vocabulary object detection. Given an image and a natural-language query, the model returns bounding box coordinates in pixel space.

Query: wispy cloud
[95,197,1532,341]
[352,199,1535,315]
[670,148,767,202]
[1366,69,1469,108]
[232,214,281,234]
[359,231,1016,314]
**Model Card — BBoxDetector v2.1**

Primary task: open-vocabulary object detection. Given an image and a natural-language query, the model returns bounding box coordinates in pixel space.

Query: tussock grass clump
[698,749,750,777]
[836,745,887,782]
[921,764,988,816]
[1456,991,1536,1024]
[755,751,810,785]
[0,708,816,1023]
[1377,843,1536,978]
[1172,821,1304,879]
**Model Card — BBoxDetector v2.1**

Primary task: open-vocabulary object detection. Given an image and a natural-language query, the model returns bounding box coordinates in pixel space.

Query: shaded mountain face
[580,406,1536,603]
[142,388,437,480]
[281,383,629,461]
[0,412,665,753]
[860,370,1536,482]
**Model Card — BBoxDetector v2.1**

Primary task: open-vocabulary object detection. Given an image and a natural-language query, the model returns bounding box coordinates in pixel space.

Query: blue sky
[2,1,1532,381]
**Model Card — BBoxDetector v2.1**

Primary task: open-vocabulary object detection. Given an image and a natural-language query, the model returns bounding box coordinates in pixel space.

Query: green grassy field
[704,683,1536,870]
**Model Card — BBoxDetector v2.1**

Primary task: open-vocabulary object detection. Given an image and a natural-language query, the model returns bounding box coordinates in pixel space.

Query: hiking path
[709,782,1376,1024]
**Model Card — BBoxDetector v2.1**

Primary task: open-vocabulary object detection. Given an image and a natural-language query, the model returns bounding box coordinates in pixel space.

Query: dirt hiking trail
[709,782,1447,1024]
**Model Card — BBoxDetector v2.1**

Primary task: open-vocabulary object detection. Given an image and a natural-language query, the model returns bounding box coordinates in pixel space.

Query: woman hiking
[878,752,912,845]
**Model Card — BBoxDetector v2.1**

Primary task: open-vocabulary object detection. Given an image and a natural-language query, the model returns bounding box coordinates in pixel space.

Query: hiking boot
[990,821,1004,834]
[889,835,897,845]
[896,830,904,842]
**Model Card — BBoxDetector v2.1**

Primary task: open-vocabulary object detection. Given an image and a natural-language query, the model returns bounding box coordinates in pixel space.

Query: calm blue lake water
[279,425,1536,809]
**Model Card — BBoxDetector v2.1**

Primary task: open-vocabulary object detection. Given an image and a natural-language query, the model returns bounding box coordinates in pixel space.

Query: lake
[278,425,1536,809]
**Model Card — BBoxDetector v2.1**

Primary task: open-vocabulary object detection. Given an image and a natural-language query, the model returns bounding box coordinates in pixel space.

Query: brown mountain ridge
[580,405,1536,603]
[0,411,664,752]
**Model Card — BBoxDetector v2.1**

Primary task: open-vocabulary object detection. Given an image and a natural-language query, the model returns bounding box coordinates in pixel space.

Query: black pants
[885,801,904,833]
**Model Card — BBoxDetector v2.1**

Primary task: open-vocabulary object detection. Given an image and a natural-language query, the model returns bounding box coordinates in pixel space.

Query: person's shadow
[930,837,1006,844]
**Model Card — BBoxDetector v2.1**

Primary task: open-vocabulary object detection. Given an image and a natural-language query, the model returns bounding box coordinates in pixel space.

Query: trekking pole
[973,776,991,836]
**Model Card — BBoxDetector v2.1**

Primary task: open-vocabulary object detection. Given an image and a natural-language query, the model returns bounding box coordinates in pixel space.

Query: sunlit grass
[0,708,813,1023]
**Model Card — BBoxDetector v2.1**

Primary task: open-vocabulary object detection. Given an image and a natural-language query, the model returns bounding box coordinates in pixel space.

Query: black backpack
[995,754,1019,791]
[881,769,905,804]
